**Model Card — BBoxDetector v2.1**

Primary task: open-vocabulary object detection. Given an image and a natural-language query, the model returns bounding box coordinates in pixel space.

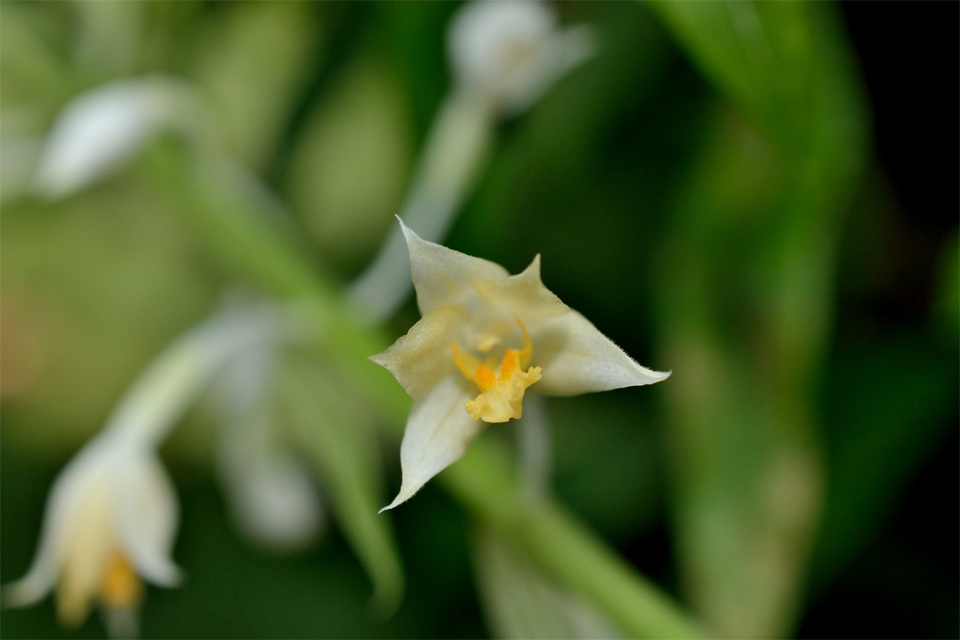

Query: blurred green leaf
[280,356,404,615]
[0,2,73,108]
[1,186,214,453]
[648,1,814,156]
[284,55,415,274]
[193,2,319,169]
[472,525,626,639]
[648,2,870,635]
[550,395,662,542]
[73,1,145,80]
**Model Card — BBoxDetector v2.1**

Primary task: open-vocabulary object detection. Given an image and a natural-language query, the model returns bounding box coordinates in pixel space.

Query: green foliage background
[2,2,956,638]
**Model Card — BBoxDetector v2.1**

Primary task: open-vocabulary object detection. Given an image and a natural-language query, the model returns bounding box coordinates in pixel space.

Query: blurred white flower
[448,0,594,117]
[372,220,669,510]
[2,437,180,637]
[214,338,324,551]
[31,77,196,200]
[2,301,295,635]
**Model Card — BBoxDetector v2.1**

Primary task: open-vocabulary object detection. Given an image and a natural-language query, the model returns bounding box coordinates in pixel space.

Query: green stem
[145,143,709,639]
[444,440,707,639]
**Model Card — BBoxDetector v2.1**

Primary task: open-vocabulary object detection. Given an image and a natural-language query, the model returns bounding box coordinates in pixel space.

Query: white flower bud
[32,77,195,200]
[447,0,594,117]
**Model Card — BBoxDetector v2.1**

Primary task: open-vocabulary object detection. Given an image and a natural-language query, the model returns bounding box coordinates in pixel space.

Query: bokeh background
[1,2,957,638]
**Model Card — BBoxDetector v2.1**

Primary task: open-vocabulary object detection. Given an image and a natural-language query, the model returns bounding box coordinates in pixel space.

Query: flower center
[98,552,143,611]
[451,315,542,423]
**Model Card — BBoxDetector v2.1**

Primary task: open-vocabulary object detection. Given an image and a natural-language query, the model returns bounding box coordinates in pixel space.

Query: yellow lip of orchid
[451,315,542,423]
[371,219,671,511]
[97,553,144,613]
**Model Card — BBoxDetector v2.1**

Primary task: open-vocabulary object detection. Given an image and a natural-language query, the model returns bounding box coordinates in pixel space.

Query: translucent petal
[533,311,670,395]
[113,449,182,587]
[473,255,569,328]
[380,376,482,512]
[1,441,110,609]
[400,218,508,314]
[371,303,469,399]
[55,486,114,627]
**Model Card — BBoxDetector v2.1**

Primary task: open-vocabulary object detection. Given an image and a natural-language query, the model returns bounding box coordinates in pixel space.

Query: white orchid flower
[448,0,594,117]
[2,437,180,637]
[3,301,291,635]
[372,220,669,510]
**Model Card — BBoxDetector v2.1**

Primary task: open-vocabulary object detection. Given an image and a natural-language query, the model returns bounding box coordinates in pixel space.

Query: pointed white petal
[473,255,569,327]
[371,303,467,399]
[533,311,670,395]
[380,376,482,511]
[1,571,53,609]
[399,218,508,314]
[55,485,114,627]
[113,449,182,587]
[1,441,111,609]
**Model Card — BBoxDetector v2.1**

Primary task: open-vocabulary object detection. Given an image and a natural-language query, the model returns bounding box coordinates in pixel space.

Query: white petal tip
[378,491,412,514]
[396,217,418,243]
[139,562,184,589]
[1,578,49,610]
[624,367,671,388]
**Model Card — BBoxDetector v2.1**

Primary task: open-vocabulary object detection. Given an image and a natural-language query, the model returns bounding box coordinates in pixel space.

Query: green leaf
[648,1,814,155]
[649,1,867,181]
[472,525,627,639]
[283,55,415,273]
[649,1,872,626]
[280,356,404,615]
[192,2,319,168]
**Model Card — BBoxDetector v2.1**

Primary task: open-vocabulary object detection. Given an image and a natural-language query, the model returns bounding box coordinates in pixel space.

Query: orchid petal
[380,376,482,512]
[371,303,468,399]
[533,311,670,395]
[1,441,110,609]
[474,255,569,327]
[113,449,182,587]
[400,218,508,314]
